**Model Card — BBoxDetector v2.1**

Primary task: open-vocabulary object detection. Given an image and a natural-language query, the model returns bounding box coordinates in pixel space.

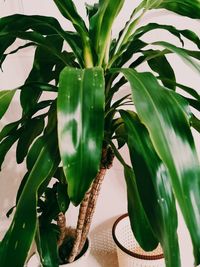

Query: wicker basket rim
[112,214,164,261]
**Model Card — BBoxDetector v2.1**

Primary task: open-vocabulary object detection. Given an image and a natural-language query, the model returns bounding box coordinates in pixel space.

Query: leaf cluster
[0,1,200,267]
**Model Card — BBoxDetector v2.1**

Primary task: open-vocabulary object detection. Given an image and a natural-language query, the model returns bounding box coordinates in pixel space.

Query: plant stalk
[68,147,114,263]
[78,167,107,254]
[57,212,67,247]
[66,188,92,263]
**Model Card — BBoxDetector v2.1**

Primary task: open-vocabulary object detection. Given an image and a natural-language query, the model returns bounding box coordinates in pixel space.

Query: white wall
[0,1,200,266]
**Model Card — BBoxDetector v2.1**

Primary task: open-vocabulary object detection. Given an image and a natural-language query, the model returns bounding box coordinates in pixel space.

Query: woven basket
[112,214,165,267]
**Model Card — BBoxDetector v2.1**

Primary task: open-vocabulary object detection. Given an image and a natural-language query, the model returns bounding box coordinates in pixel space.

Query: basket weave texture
[112,214,166,267]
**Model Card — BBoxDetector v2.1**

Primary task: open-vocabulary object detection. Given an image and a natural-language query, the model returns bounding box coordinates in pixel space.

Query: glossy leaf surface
[20,34,63,115]
[0,14,83,67]
[124,165,159,251]
[0,89,16,119]
[26,137,46,172]
[153,41,200,73]
[145,0,200,19]
[0,134,59,267]
[53,0,87,34]
[134,23,200,49]
[0,120,20,142]
[146,52,176,90]
[0,128,22,170]
[120,69,200,264]
[121,110,180,267]
[52,0,93,66]
[16,116,45,163]
[89,0,125,65]
[57,67,105,205]
[36,224,59,267]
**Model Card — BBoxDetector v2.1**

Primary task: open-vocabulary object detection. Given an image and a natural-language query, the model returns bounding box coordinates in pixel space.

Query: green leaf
[191,114,200,133]
[89,0,125,65]
[0,36,15,66]
[112,17,200,69]
[57,67,105,205]
[112,118,127,149]
[145,0,200,19]
[0,42,35,69]
[36,224,59,267]
[0,133,60,267]
[53,0,87,34]
[27,35,64,83]
[26,137,46,171]
[39,184,61,224]
[121,110,180,267]
[20,34,63,115]
[0,120,20,142]
[146,51,176,90]
[124,165,159,251]
[185,98,200,112]
[157,78,200,102]
[114,39,147,67]
[0,128,22,170]
[16,172,30,203]
[16,116,45,163]
[86,3,98,21]
[120,69,200,265]
[21,83,58,92]
[153,41,200,73]
[52,0,93,67]
[0,15,83,66]
[57,183,70,213]
[134,23,200,49]
[0,89,16,119]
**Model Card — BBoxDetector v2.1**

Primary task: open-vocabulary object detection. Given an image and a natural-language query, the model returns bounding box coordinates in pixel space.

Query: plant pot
[112,214,165,267]
[25,238,91,267]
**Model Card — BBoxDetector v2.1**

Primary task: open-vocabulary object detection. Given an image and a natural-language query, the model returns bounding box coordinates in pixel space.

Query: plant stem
[57,212,67,247]
[78,167,107,254]
[68,147,114,263]
[67,188,92,263]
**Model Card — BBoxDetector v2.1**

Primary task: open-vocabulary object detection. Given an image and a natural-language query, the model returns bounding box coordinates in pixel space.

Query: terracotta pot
[112,214,165,267]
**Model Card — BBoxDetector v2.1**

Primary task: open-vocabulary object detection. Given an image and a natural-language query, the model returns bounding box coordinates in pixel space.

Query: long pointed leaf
[153,41,200,73]
[57,67,105,205]
[124,165,159,251]
[0,15,83,66]
[20,34,63,115]
[0,89,16,119]
[89,0,125,65]
[52,0,93,67]
[16,117,45,163]
[0,133,60,267]
[146,51,176,90]
[134,23,200,49]
[144,0,200,19]
[121,110,180,267]
[157,78,200,102]
[120,69,200,264]
[0,128,22,170]
[53,0,87,34]
[0,120,20,142]
[36,224,59,267]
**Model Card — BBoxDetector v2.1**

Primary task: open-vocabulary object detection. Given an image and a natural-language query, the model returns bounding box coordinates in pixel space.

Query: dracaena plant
[0,0,200,266]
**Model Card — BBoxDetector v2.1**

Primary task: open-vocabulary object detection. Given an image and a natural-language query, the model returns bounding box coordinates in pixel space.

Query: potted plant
[0,0,200,266]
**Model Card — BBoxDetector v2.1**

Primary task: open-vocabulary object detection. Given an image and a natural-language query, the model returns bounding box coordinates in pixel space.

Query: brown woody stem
[78,167,106,254]
[67,188,92,263]
[57,212,67,247]
[68,146,114,263]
